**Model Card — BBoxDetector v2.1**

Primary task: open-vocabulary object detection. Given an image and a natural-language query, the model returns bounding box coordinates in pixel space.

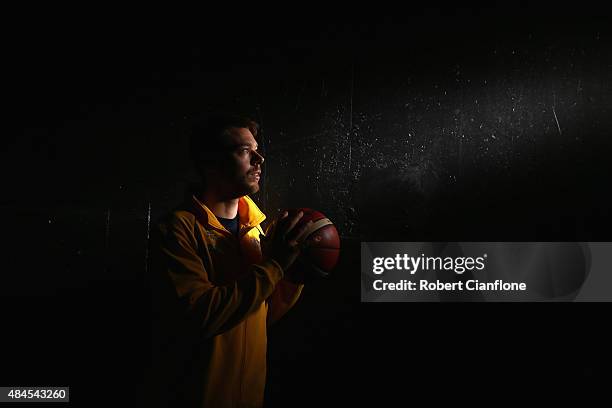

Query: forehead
[223,127,257,146]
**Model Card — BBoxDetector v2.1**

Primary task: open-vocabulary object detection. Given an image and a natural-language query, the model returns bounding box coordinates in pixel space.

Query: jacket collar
[191,194,266,230]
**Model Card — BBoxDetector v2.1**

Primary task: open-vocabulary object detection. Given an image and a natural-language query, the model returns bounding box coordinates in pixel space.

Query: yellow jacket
[150,194,303,408]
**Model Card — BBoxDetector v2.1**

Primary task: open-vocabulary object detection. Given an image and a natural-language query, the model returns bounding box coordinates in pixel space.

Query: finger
[289,220,314,244]
[275,210,291,231]
[283,211,304,236]
[279,211,303,237]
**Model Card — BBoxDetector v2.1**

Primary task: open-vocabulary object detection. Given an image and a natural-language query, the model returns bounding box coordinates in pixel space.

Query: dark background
[2,5,610,406]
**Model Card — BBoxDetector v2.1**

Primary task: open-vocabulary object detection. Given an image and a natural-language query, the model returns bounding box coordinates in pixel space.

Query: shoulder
[156,205,197,237]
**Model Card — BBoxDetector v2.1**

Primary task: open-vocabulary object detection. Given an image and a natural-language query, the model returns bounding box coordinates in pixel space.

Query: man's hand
[261,211,321,272]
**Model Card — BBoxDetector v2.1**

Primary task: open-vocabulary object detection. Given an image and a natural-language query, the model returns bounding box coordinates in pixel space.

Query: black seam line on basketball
[306,262,330,277]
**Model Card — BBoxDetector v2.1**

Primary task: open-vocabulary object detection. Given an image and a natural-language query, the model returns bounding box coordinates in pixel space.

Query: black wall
[3,7,610,406]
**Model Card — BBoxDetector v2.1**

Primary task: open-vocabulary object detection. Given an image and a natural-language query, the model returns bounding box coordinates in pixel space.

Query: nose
[251,150,265,165]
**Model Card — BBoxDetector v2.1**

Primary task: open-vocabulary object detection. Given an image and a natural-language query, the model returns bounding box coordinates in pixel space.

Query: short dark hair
[189,113,259,175]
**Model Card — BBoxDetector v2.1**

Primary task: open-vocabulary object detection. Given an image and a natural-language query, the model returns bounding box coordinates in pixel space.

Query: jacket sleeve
[153,213,284,339]
[266,279,304,325]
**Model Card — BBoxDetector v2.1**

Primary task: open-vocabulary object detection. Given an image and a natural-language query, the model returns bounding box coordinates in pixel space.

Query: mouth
[248,171,261,181]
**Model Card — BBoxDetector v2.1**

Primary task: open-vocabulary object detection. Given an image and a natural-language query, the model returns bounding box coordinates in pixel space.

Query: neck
[197,189,240,219]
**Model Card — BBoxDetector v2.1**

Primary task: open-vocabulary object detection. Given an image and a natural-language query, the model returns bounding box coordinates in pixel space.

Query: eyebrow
[236,143,258,149]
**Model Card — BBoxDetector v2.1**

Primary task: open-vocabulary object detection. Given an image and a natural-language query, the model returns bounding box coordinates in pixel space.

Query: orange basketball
[284,208,341,283]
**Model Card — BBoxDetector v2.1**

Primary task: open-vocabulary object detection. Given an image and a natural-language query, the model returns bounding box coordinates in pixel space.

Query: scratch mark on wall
[552,105,562,135]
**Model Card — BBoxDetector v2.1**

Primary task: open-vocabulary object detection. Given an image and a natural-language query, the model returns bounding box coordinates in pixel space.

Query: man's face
[206,127,264,199]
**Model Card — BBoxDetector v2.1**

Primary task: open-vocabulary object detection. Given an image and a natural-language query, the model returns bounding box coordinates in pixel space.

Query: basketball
[283,208,341,283]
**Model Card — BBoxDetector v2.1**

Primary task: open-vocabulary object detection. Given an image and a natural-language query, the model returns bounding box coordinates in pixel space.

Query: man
[150,113,318,407]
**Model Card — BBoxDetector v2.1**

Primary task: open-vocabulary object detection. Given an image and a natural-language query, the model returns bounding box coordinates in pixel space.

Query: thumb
[299,235,322,250]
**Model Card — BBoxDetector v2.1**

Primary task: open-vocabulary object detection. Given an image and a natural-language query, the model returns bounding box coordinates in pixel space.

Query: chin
[248,183,260,194]
[235,182,259,197]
